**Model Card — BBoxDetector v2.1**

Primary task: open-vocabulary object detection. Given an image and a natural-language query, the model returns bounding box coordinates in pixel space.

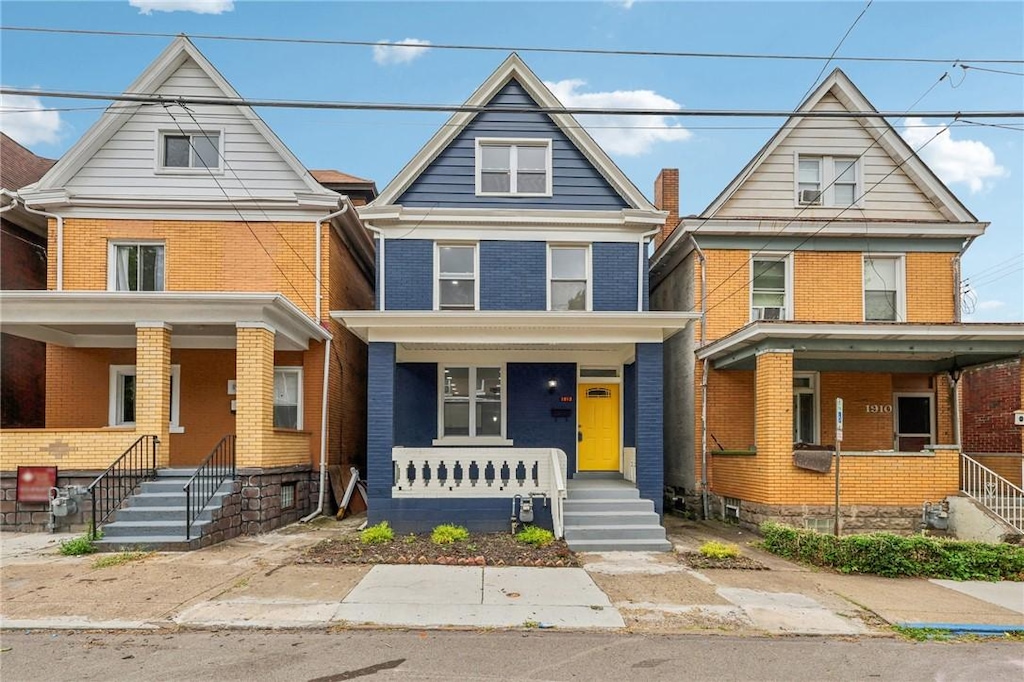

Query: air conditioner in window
[752,306,785,321]
[799,189,822,205]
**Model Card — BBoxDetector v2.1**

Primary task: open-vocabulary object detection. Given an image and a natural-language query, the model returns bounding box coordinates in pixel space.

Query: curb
[897,622,1024,636]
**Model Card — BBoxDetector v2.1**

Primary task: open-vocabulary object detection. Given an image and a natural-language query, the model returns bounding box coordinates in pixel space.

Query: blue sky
[2,1,1021,320]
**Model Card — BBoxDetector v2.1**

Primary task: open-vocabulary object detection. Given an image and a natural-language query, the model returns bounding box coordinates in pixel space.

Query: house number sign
[865,404,893,413]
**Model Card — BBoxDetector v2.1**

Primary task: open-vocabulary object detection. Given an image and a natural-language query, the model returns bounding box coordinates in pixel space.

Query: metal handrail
[184,434,236,541]
[87,435,160,539]
[961,453,1024,534]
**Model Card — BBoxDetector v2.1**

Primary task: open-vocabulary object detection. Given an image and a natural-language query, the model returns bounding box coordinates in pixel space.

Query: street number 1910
[865,404,893,413]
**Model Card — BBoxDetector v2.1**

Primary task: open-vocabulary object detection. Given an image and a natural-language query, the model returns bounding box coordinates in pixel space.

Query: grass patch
[892,625,953,641]
[360,521,394,545]
[92,550,150,569]
[59,533,99,556]
[761,522,1024,581]
[431,524,470,545]
[699,540,741,559]
[515,526,555,547]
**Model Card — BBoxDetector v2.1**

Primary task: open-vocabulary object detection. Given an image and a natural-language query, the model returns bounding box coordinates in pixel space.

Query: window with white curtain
[864,256,903,321]
[112,243,165,292]
[273,367,303,430]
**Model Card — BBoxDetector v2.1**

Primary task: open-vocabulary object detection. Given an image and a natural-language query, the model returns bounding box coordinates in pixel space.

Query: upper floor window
[797,155,859,207]
[111,243,165,292]
[440,365,504,439]
[476,139,552,196]
[548,245,590,311]
[436,244,477,310]
[273,367,303,430]
[160,131,221,171]
[863,255,905,322]
[751,254,791,321]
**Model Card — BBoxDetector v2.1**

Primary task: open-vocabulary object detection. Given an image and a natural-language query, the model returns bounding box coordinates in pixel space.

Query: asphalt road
[2,630,1021,681]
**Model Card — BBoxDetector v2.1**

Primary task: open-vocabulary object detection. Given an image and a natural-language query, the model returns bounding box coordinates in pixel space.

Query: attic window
[476,139,551,197]
[796,155,859,207]
[160,131,221,171]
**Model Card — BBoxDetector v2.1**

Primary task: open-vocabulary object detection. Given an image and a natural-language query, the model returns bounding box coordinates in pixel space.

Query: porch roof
[0,291,330,351]
[697,321,1024,373]
[331,310,699,345]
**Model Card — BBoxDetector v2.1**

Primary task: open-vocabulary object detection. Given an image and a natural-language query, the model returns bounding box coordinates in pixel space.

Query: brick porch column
[366,342,395,524]
[135,322,172,467]
[636,342,665,515]
[755,349,793,505]
[236,322,276,469]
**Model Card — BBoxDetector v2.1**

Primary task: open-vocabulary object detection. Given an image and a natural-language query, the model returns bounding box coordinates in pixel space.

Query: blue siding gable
[479,240,546,310]
[593,242,640,311]
[397,80,630,210]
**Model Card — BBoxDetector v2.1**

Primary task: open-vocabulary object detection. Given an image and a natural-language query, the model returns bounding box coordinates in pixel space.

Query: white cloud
[372,39,432,66]
[544,79,691,156]
[620,0,637,8]
[0,91,61,146]
[977,299,1006,311]
[129,0,234,15]
[902,117,1008,193]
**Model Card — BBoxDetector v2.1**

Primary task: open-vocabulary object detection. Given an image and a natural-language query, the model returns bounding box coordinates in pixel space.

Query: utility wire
[4,25,1022,64]
[797,0,874,104]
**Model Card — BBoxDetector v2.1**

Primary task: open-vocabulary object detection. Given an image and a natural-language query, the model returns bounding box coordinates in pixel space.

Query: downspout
[19,200,63,291]
[689,233,710,518]
[953,236,976,323]
[638,227,660,311]
[948,370,962,449]
[363,222,385,311]
[315,202,350,323]
[301,335,332,523]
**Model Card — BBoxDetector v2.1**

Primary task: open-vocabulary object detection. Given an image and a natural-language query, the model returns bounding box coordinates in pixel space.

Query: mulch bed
[298,533,580,568]
[677,551,768,570]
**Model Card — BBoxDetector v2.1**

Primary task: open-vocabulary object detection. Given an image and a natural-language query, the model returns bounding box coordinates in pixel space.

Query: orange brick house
[651,69,1024,534]
[0,37,374,546]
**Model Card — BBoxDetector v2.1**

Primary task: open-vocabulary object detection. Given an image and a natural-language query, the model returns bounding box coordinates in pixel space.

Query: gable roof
[371,53,656,211]
[25,36,332,200]
[700,68,976,223]
[0,133,56,191]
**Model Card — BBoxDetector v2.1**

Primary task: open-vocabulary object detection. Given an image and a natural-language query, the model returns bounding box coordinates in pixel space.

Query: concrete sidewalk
[2,518,1022,635]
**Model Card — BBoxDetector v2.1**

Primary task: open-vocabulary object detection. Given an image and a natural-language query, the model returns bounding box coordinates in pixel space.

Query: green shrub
[360,521,394,545]
[431,524,470,545]
[760,522,1024,581]
[59,534,98,556]
[515,526,555,547]
[699,540,741,559]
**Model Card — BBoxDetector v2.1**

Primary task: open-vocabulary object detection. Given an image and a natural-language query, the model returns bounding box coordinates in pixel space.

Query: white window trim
[792,371,820,444]
[107,240,166,292]
[793,153,862,208]
[749,252,794,322]
[546,243,593,312]
[154,128,225,175]
[108,364,182,433]
[892,391,936,451]
[273,366,304,431]
[861,254,907,322]
[474,138,553,197]
[433,242,480,311]
[434,363,511,445]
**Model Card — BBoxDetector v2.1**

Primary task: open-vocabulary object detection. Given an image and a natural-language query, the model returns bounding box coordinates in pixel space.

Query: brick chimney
[653,168,679,248]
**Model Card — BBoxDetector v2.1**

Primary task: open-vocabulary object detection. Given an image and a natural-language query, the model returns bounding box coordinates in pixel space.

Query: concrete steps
[563,475,671,552]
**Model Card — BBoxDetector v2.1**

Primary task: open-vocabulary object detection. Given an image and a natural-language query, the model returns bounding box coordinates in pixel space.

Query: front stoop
[564,473,672,552]
[95,468,234,551]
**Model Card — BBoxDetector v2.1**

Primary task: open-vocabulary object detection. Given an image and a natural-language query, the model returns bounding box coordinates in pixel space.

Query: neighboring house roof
[310,169,378,205]
[370,53,656,212]
[699,68,976,223]
[310,170,375,186]
[0,133,56,191]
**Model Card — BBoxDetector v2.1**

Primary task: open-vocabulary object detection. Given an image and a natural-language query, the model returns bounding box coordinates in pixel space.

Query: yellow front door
[577,384,620,471]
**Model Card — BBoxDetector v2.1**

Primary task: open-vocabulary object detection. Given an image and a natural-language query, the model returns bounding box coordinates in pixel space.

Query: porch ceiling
[698,321,1024,372]
[0,291,329,351]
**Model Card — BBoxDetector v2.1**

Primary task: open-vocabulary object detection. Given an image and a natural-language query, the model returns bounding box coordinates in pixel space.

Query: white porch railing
[392,447,569,538]
[961,453,1024,534]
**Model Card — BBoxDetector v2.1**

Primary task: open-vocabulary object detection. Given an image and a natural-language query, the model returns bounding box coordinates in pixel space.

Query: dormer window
[796,154,859,207]
[159,130,221,171]
[476,139,552,196]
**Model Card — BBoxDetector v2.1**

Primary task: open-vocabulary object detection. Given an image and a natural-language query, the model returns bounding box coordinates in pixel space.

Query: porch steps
[563,475,671,552]
[94,469,233,552]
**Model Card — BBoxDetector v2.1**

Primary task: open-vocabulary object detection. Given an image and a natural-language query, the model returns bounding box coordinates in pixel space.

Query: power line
[959,64,1024,77]
[797,0,874,104]
[4,25,1022,65]
[2,87,1020,119]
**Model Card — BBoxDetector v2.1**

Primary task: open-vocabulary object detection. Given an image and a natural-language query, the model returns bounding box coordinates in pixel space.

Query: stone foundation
[1,471,99,533]
[237,465,319,534]
[707,493,924,535]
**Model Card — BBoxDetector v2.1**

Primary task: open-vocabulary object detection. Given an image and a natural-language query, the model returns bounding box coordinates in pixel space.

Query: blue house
[333,55,697,551]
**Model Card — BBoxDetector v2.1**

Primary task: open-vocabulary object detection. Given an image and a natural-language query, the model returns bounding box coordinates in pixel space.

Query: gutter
[300,336,332,524]
[315,201,350,323]
[19,200,63,291]
[689,233,710,518]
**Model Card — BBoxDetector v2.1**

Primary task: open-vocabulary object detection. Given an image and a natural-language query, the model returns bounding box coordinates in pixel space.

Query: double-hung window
[751,255,790,321]
[548,245,590,311]
[160,131,221,171]
[109,364,181,431]
[792,373,819,444]
[863,256,904,321]
[796,155,860,207]
[476,139,551,196]
[111,243,165,292]
[440,366,504,439]
[273,367,303,430]
[436,244,477,310]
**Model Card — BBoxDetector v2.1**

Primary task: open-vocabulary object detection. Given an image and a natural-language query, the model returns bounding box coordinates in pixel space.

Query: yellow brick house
[0,38,375,547]
[651,69,1024,535]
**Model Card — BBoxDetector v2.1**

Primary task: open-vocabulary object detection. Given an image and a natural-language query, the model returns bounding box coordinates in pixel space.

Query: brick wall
[636,342,664,515]
[384,239,432,310]
[366,342,396,508]
[479,240,546,310]
[653,168,679,248]
[593,242,641,311]
[963,359,1023,454]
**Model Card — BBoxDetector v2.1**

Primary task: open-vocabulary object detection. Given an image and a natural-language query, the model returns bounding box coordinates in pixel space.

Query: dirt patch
[299,533,579,567]
[590,572,730,606]
[677,552,768,571]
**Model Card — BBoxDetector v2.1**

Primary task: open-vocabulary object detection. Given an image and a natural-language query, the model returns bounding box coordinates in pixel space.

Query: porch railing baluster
[86,435,160,540]
[183,435,236,541]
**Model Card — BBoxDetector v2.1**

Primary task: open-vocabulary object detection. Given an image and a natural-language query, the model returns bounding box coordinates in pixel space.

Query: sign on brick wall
[16,466,57,503]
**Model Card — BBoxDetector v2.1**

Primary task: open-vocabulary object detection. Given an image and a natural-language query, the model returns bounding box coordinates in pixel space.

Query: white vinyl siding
[716,92,946,220]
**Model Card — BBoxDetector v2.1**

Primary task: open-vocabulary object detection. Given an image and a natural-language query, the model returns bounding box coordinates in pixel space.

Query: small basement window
[281,483,296,510]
